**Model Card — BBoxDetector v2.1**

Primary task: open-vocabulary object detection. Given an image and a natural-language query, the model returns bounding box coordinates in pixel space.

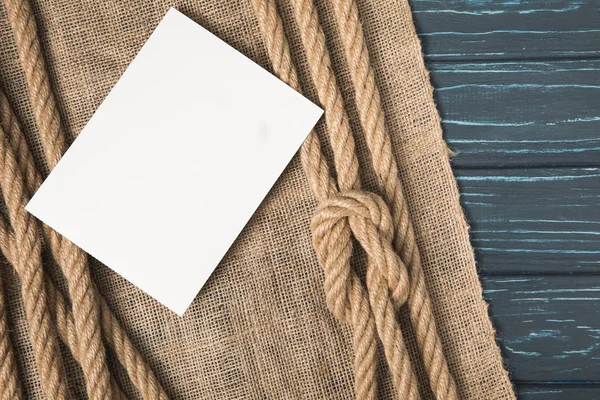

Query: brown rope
[0,87,168,399]
[5,92,167,400]
[0,0,451,398]
[0,266,22,400]
[0,90,70,399]
[0,88,126,399]
[329,0,458,398]
[252,0,422,398]
[0,97,25,400]
[4,0,113,398]
[251,0,378,398]
[287,0,421,395]
[0,221,132,400]
[0,220,129,400]
[312,191,419,398]
[2,0,169,398]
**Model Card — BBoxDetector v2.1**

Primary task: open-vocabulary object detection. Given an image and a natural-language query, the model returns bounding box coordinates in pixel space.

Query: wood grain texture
[457,167,600,274]
[411,0,600,61]
[430,60,600,167]
[517,384,600,399]
[406,0,600,397]
[483,276,600,382]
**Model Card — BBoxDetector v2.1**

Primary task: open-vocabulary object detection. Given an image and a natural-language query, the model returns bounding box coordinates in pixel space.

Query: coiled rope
[0,0,168,398]
[252,0,457,398]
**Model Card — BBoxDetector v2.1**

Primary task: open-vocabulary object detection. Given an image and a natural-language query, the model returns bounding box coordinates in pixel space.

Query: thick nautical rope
[0,219,129,400]
[0,91,70,399]
[0,88,126,398]
[0,95,24,400]
[3,1,169,398]
[288,0,422,397]
[0,88,169,399]
[329,0,458,398]
[253,0,421,398]
[0,267,22,400]
[252,0,378,398]
[312,191,419,399]
[4,0,113,398]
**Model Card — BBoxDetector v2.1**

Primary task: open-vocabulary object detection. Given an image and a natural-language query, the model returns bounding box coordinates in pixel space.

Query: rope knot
[311,190,410,314]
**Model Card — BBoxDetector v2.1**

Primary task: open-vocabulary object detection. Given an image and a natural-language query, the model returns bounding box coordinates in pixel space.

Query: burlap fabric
[0,0,515,399]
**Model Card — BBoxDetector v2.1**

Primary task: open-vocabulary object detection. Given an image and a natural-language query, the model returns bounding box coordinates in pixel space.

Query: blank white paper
[26,8,323,316]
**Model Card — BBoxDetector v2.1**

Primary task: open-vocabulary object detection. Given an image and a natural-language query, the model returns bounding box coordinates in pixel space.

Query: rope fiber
[0,0,168,398]
[252,0,457,398]
[0,0,457,398]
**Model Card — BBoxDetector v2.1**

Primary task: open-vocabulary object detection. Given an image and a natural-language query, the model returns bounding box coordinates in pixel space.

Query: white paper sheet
[26,8,323,316]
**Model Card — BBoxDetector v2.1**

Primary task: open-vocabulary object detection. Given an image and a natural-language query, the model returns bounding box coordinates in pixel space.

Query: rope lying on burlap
[252,0,457,398]
[0,249,21,400]
[0,90,69,399]
[0,94,127,398]
[0,0,168,398]
[290,0,420,396]
[6,0,112,396]
[252,1,380,398]
[0,0,456,398]
[329,1,458,398]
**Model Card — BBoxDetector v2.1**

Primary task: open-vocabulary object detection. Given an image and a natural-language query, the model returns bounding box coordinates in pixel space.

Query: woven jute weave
[0,0,515,399]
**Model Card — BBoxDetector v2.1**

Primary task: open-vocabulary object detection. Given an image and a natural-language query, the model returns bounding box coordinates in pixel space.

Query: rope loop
[313,190,410,313]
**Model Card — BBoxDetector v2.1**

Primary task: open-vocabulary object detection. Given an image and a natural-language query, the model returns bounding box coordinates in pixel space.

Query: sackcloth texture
[0,0,515,399]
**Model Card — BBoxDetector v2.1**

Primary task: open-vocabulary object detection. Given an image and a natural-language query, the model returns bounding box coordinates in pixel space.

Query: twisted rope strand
[288,0,422,397]
[4,1,115,398]
[97,290,168,400]
[0,88,168,400]
[0,93,24,400]
[0,218,129,400]
[2,90,121,398]
[45,283,129,400]
[254,0,421,397]
[0,267,23,400]
[0,91,69,400]
[4,1,173,398]
[251,1,377,397]
[329,1,457,398]
[4,0,64,170]
[312,191,419,399]
[0,216,166,400]
[45,233,112,399]
[291,0,361,193]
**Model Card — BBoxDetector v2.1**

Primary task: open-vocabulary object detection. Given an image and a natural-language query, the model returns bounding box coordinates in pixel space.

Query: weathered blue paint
[413,6,582,16]
[426,59,600,166]
[420,29,600,36]
[410,0,600,60]
[483,276,600,384]
[437,83,600,90]
[408,0,600,397]
[454,167,600,277]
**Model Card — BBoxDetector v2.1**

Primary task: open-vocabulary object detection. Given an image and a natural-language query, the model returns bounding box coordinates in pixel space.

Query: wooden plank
[455,168,600,274]
[429,60,600,167]
[410,0,600,61]
[517,384,600,399]
[482,276,600,382]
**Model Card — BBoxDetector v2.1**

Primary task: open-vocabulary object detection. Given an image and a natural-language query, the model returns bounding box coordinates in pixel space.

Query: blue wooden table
[410,0,600,398]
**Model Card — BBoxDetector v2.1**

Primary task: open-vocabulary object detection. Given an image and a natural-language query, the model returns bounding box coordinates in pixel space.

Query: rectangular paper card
[26,8,323,316]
